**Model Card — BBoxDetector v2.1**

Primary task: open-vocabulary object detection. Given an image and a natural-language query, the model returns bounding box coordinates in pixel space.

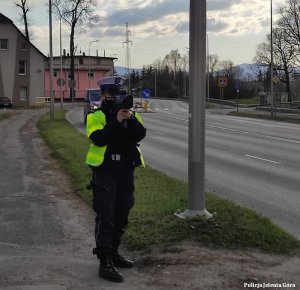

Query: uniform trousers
[91,158,135,257]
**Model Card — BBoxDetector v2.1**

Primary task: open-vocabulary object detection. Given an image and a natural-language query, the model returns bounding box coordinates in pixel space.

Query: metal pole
[49,0,54,120]
[154,69,157,97]
[270,0,274,116]
[206,33,210,108]
[59,16,63,109]
[175,0,212,219]
[88,40,99,95]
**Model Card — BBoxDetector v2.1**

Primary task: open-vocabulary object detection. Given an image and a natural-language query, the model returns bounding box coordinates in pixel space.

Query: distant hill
[115,63,300,80]
[114,66,142,76]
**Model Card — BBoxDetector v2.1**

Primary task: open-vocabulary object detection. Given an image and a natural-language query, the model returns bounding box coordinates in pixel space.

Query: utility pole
[49,0,54,120]
[206,33,210,108]
[270,0,274,116]
[123,22,133,93]
[175,0,212,219]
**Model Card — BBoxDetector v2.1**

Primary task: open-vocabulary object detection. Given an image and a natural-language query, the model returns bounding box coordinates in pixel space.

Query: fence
[35,96,50,107]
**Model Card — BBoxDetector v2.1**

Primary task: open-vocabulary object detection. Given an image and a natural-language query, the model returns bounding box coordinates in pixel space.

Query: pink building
[44,54,117,101]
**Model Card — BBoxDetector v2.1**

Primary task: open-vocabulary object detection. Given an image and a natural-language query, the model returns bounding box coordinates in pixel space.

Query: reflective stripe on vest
[86,110,145,167]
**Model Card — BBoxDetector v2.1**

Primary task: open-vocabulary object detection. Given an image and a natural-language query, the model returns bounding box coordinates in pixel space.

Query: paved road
[145,99,300,239]
[67,99,300,239]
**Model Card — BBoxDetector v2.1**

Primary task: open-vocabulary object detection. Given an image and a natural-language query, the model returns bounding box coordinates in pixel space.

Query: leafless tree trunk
[52,0,99,101]
[15,0,31,40]
[277,0,300,65]
[254,27,296,102]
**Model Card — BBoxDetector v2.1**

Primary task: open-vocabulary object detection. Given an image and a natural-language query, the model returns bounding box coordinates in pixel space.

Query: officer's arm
[89,121,124,147]
[125,115,146,142]
[87,113,123,147]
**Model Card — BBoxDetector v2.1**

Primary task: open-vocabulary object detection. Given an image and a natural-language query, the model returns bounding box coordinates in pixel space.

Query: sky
[1,0,284,69]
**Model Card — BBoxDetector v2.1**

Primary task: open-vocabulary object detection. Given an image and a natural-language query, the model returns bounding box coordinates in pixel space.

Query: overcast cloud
[0,0,284,67]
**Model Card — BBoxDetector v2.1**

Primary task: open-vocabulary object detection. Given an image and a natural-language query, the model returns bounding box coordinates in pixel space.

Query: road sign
[142,88,151,99]
[234,82,241,91]
[273,75,280,83]
[218,77,228,87]
[57,78,65,87]
[68,80,76,88]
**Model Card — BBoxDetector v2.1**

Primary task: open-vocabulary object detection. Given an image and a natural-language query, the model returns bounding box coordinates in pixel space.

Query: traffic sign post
[141,88,151,112]
[218,77,228,87]
[234,83,241,112]
[218,77,227,106]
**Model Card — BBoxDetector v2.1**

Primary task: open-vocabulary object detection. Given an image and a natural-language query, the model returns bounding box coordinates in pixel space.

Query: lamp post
[49,0,54,120]
[59,14,63,109]
[51,2,63,109]
[206,33,210,108]
[88,40,99,93]
[175,0,212,219]
[270,0,274,116]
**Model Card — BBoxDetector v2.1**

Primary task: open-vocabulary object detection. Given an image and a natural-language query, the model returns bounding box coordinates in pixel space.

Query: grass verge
[38,109,300,255]
[229,111,300,124]
[228,97,260,105]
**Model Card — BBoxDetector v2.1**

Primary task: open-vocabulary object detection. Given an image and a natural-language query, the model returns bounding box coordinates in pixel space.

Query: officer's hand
[117,109,131,123]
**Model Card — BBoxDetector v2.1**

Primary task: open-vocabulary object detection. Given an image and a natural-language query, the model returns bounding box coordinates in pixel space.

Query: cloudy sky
[1,0,283,68]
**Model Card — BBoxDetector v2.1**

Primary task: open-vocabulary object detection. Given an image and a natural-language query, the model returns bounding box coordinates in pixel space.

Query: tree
[254,28,296,101]
[15,0,31,40]
[163,50,183,98]
[52,0,99,101]
[277,0,300,63]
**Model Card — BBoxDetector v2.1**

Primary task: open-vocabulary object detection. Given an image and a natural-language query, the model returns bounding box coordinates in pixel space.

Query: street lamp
[88,40,99,92]
[51,1,63,109]
[49,0,54,120]
[206,33,210,108]
[175,0,212,219]
[270,0,274,116]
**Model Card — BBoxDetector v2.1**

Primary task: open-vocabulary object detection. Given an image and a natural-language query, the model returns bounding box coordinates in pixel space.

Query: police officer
[85,76,146,282]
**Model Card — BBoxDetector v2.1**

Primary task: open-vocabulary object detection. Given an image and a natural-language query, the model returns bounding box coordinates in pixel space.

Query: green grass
[228,97,260,105]
[229,111,300,124]
[37,109,300,255]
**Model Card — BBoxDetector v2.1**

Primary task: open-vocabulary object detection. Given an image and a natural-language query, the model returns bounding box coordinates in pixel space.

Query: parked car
[0,96,12,109]
[83,88,101,124]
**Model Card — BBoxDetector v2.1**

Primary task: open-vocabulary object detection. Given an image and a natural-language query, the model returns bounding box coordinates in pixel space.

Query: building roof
[0,13,13,24]
[0,12,45,58]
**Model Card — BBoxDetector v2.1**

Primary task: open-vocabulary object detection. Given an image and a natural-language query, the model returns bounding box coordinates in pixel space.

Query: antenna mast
[123,22,133,93]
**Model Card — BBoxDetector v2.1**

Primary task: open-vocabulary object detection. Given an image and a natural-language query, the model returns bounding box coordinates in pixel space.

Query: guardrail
[35,96,50,107]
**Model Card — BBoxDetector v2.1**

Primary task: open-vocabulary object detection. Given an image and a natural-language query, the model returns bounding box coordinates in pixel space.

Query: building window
[19,60,27,75]
[88,72,94,79]
[20,87,27,101]
[53,70,57,77]
[0,39,8,50]
[22,43,27,50]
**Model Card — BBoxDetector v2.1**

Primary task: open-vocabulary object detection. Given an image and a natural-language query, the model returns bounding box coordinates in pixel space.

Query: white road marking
[207,124,300,144]
[153,131,166,136]
[245,155,281,164]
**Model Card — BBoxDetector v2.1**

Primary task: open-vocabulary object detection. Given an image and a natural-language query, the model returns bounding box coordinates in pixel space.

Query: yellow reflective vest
[86,110,145,167]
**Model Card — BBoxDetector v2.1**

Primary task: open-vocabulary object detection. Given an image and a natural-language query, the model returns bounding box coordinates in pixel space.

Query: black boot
[99,255,124,282]
[112,251,134,268]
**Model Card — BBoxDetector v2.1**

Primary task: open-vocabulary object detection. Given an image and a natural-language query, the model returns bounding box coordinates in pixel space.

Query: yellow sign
[273,75,280,83]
